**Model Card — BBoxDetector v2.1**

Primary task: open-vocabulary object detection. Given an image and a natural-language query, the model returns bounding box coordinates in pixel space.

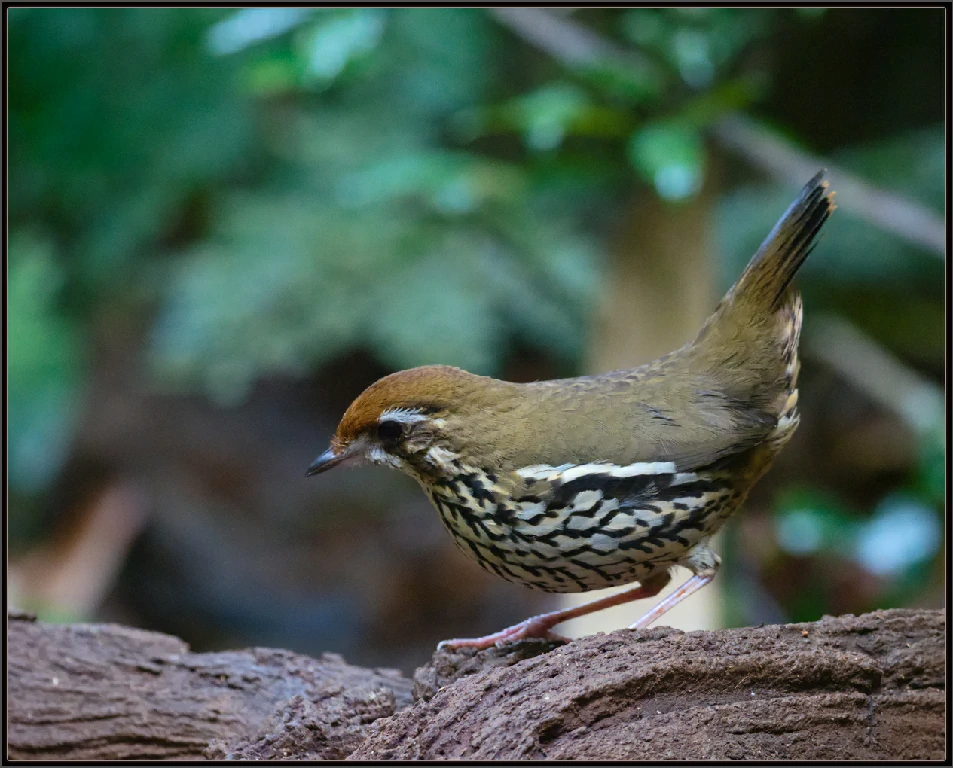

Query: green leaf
[772,489,861,557]
[297,9,387,83]
[627,121,705,200]
[453,85,632,146]
[852,493,942,577]
[517,83,595,151]
[206,7,317,56]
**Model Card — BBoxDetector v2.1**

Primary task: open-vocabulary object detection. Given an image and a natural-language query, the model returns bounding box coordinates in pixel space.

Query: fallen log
[7,608,945,760]
[358,609,946,761]
[6,610,412,760]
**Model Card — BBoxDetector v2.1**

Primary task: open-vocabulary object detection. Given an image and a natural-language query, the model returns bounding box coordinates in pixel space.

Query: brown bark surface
[8,608,945,761]
[6,610,412,760]
[359,608,946,761]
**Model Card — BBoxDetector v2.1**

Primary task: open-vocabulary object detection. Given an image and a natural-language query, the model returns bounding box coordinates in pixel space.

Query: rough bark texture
[8,609,945,761]
[357,609,946,761]
[6,610,412,760]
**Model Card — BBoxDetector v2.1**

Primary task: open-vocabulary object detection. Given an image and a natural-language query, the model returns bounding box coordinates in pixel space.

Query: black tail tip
[797,169,836,215]
[805,169,829,194]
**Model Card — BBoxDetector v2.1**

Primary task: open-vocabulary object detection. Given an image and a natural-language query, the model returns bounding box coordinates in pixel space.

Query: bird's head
[306,365,516,479]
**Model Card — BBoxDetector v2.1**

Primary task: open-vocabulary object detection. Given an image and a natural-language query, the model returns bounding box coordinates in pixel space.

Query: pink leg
[628,572,714,629]
[438,571,672,650]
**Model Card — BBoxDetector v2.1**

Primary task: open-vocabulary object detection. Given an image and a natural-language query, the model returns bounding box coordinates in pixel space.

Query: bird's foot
[437,616,570,651]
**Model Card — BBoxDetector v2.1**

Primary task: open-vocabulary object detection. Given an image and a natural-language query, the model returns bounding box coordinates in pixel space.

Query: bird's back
[489,173,835,480]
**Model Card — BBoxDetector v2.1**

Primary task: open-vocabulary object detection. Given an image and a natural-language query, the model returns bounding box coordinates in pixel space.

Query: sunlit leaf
[628,121,705,200]
[298,9,386,83]
[852,494,942,577]
[207,7,317,56]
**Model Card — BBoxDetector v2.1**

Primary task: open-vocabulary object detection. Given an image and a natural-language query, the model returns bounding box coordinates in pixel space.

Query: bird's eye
[377,420,403,442]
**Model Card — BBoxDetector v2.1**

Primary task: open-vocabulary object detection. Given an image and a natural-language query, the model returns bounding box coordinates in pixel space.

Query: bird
[307,172,835,649]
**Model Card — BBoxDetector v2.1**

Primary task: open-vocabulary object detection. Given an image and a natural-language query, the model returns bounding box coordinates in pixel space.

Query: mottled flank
[421,449,734,593]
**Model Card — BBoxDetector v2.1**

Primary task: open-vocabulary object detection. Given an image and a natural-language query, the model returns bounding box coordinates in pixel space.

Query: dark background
[8,7,945,672]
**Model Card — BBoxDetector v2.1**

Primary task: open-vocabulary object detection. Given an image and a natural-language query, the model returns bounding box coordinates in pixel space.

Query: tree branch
[488,7,945,259]
[712,115,945,258]
[805,313,944,436]
[489,7,640,68]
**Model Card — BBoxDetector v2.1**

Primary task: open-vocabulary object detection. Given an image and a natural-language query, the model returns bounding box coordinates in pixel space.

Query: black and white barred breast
[420,452,743,593]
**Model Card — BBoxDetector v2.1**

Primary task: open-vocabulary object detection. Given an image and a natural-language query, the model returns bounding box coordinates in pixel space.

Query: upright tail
[730,170,835,313]
[693,172,835,348]
[689,171,835,416]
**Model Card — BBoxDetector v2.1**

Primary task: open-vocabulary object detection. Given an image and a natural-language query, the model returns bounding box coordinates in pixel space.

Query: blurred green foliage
[8,233,83,496]
[8,8,944,624]
[718,127,944,287]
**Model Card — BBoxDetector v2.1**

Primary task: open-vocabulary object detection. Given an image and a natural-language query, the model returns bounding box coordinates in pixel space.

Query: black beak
[305,447,346,477]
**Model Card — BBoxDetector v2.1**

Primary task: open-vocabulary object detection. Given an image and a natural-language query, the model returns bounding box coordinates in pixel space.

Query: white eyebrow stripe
[516,461,677,482]
[379,408,428,424]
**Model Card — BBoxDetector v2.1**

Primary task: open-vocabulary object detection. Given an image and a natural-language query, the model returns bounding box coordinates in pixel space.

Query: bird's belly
[424,475,739,593]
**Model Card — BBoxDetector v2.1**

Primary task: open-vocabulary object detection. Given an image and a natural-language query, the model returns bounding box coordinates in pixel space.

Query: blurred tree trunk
[558,164,721,637]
